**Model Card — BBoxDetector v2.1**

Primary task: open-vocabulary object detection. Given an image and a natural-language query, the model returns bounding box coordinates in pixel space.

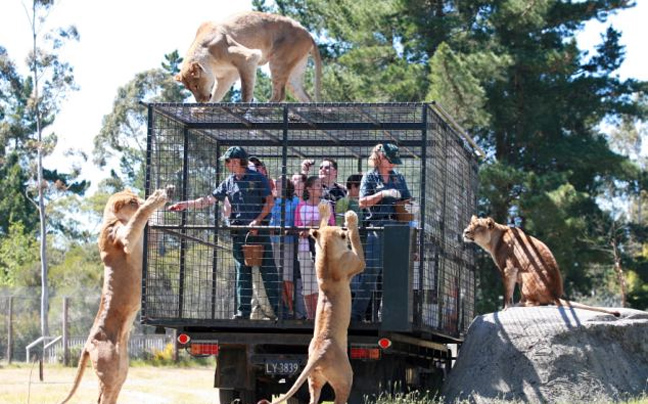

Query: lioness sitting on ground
[58,187,171,404]
[176,11,322,103]
[463,215,620,317]
[258,203,365,404]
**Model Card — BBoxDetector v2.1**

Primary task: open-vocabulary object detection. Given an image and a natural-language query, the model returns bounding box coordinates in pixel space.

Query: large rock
[442,307,648,403]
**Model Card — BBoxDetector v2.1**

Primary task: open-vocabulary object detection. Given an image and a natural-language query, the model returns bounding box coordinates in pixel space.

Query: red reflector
[378,338,392,349]
[349,347,381,360]
[190,343,219,356]
[177,333,191,345]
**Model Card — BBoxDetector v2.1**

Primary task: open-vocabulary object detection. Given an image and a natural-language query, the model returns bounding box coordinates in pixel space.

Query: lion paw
[147,189,169,207]
[344,211,358,228]
[165,185,176,199]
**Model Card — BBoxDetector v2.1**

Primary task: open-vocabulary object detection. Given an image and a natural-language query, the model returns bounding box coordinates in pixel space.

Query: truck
[141,102,480,404]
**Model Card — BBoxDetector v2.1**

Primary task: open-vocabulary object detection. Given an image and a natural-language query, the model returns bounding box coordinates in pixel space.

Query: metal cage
[142,102,479,339]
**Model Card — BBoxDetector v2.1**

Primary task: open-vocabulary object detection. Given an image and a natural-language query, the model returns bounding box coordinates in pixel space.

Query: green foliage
[131,343,216,368]
[0,222,39,286]
[427,43,494,128]
[93,68,184,189]
[0,153,38,236]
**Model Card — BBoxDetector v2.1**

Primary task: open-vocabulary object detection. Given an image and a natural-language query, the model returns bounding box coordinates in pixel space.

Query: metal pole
[62,297,69,366]
[6,297,13,364]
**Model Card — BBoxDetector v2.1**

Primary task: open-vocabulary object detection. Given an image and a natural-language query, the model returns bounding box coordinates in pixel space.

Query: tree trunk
[31,0,49,352]
[611,241,627,308]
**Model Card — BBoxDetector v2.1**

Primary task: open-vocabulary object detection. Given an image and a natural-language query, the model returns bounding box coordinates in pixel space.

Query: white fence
[42,334,173,364]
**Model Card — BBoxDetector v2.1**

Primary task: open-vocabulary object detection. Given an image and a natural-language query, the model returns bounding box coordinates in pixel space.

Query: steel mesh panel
[143,103,478,338]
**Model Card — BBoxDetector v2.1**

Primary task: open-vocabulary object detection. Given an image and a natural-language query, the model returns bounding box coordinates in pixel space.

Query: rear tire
[239,388,256,404]
[219,389,237,404]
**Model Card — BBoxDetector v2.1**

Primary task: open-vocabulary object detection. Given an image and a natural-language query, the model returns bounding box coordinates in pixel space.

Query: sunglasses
[319,165,334,170]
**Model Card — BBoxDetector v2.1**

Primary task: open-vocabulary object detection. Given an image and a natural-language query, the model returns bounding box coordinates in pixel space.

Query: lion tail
[557,298,620,317]
[57,348,90,404]
[311,38,322,102]
[257,353,322,404]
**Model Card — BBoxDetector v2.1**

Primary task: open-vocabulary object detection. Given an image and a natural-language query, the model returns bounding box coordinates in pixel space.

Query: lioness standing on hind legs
[463,215,620,317]
[58,187,172,404]
[258,203,365,404]
[176,11,322,103]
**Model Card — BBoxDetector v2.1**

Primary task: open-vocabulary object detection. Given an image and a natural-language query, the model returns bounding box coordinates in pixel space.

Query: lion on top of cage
[175,11,322,103]
[57,187,172,404]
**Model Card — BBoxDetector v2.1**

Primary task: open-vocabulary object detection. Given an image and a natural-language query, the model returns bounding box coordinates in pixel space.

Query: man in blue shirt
[169,146,280,319]
[351,143,411,321]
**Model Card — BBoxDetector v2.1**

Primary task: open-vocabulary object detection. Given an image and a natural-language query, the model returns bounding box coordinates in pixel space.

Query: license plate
[265,359,300,375]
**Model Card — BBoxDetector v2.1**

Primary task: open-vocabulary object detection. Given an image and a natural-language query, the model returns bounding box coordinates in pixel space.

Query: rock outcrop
[442,307,648,403]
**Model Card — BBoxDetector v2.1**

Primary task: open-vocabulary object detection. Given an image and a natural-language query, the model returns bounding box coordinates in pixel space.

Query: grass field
[0,363,219,404]
[2,363,646,404]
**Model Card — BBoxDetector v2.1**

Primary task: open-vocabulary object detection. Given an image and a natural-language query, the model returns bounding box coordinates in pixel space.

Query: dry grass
[0,363,218,404]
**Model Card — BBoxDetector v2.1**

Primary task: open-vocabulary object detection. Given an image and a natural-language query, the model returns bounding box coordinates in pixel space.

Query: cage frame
[142,102,480,341]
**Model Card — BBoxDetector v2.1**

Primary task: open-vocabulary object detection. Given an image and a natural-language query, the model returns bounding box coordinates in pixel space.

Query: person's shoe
[231,313,247,320]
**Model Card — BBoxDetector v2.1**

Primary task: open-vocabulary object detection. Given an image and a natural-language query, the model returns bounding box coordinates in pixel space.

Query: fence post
[62,297,69,366]
[6,297,13,364]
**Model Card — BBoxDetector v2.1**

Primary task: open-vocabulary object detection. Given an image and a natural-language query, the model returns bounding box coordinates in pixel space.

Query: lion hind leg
[287,56,312,102]
[268,60,291,102]
[307,371,326,404]
[322,353,353,404]
[89,338,128,404]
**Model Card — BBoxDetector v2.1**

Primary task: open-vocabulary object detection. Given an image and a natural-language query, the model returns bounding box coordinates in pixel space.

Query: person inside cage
[269,176,300,318]
[295,175,335,319]
[301,158,347,213]
[167,146,281,320]
[246,155,276,320]
[351,143,411,322]
[334,173,365,227]
[290,172,308,319]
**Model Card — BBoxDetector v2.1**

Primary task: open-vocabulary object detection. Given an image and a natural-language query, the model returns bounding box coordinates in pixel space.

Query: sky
[0,0,647,193]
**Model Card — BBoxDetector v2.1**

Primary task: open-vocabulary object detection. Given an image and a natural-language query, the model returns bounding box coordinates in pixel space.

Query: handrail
[25,336,58,363]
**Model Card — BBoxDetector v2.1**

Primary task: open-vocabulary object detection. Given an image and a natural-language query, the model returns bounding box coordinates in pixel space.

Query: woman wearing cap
[351,143,411,322]
[168,146,281,320]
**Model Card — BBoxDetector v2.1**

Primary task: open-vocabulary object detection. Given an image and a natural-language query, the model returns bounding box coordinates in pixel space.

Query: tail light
[189,342,220,356]
[177,334,219,356]
[350,338,392,360]
[349,345,381,360]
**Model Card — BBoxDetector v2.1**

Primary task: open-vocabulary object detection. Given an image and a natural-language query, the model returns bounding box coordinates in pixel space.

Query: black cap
[220,146,248,160]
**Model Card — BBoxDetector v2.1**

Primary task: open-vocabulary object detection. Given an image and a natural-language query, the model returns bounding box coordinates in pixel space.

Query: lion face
[463,215,495,246]
[175,61,214,103]
[105,190,143,223]
[310,227,349,260]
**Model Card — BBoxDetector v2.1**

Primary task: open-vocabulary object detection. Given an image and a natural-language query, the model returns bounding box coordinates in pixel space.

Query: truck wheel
[238,388,256,404]
[219,389,236,404]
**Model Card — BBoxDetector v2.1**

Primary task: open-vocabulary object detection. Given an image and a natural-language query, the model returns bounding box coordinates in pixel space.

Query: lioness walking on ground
[58,187,171,404]
[463,215,620,317]
[258,203,365,404]
[176,11,322,103]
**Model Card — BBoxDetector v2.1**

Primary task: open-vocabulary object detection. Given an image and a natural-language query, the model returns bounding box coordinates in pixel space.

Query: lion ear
[471,215,478,222]
[310,229,319,239]
[486,218,495,229]
[189,62,202,78]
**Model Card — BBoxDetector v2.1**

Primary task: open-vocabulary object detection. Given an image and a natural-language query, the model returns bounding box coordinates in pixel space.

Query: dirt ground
[0,364,220,404]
